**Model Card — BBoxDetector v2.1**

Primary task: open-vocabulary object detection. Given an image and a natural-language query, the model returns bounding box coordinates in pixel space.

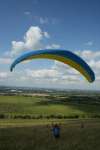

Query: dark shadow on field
[35,95,100,115]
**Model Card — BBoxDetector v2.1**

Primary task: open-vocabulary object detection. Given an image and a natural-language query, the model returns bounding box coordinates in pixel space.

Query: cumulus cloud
[25,69,59,79]
[10,25,62,57]
[0,72,8,79]
[0,58,12,64]
[11,26,50,55]
[39,17,49,24]
[52,61,81,83]
[39,17,59,25]
[24,62,80,85]
[46,44,61,49]
[1,25,100,89]
[85,41,93,46]
[76,50,100,60]
[44,32,50,38]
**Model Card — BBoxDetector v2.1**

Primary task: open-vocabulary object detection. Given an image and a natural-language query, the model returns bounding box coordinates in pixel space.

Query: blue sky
[0,0,100,90]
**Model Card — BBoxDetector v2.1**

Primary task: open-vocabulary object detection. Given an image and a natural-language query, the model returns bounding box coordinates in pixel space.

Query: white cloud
[52,61,81,83]
[44,32,50,38]
[0,72,8,79]
[24,11,31,15]
[53,61,79,75]
[75,50,100,77]
[51,18,59,25]
[0,58,12,64]
[46,44,61,49]
[39,17,49,24]
[24,64,80,85]
[76,50,100,60]
[96,76,100,81]
[85,41,93,46]
[26,69,59,79]
[11,26,49,55]
[61,75,79,83]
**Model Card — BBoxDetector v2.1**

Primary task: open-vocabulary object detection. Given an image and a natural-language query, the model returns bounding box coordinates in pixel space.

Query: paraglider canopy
[10,49,95,83]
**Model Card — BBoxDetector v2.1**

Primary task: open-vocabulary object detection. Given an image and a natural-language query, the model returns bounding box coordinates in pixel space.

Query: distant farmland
[0,91,100,119]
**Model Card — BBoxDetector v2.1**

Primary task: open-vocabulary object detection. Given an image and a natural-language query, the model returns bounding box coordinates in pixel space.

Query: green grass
[0,95,100,118]
[0,119,100,150]
[0,95,100,149]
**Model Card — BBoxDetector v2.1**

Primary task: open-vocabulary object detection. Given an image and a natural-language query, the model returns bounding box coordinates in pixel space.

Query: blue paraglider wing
[10,49,95,82]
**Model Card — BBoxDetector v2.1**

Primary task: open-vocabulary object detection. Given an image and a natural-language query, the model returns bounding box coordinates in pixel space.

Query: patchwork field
[0,94,100,118]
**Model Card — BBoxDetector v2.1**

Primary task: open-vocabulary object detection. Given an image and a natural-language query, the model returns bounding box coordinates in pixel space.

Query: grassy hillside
[0,120,100,150]
[0,93,100,150]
